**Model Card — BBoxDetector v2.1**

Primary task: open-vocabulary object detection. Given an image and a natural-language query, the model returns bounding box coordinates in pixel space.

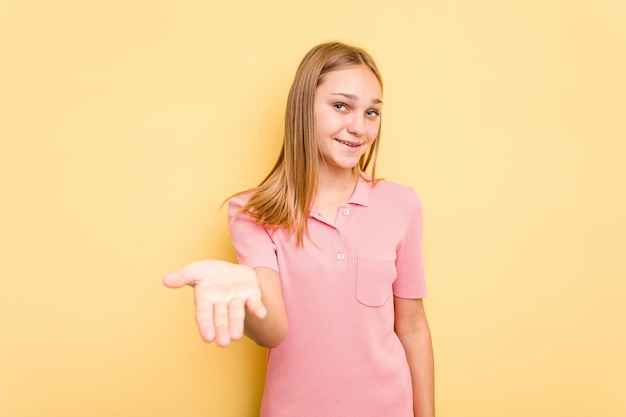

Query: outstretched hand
[163,260,267,347]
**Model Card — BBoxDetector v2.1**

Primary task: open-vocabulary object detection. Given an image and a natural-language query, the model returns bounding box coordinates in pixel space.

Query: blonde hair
[238,42,383,245]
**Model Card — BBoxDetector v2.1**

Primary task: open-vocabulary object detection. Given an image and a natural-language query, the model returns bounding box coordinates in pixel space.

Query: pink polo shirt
[228,177,427,417]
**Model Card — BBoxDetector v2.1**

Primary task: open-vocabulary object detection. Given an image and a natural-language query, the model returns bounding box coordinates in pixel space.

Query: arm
[243,266,288,348]
[163,197,288,347]
[394,297,435,417]
[163,260,287,348]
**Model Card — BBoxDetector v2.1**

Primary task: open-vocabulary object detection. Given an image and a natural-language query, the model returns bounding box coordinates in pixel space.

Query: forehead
[316,65,382,98]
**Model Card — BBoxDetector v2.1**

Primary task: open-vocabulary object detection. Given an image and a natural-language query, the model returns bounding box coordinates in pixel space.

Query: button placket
[332,206,351,270]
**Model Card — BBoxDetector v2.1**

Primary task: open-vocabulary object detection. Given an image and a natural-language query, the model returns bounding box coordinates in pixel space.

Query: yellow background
[1,1,624,416]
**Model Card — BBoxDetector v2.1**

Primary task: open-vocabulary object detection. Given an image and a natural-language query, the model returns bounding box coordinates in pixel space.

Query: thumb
[163,269,194,289]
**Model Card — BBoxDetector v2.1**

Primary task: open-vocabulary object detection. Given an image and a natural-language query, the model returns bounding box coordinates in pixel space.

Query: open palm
[164,260,267,347]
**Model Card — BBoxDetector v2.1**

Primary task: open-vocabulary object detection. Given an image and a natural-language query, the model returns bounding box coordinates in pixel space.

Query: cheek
[316,111,342,135]
[367,121,381,139]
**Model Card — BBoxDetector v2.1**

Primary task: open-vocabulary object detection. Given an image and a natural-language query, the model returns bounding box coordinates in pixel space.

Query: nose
[347,114,366,137]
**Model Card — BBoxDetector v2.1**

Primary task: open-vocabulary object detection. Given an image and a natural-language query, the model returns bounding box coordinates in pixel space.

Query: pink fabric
[228,178,427,417]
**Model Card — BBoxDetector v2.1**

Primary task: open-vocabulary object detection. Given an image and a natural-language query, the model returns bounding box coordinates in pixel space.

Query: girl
[164,42,435,417]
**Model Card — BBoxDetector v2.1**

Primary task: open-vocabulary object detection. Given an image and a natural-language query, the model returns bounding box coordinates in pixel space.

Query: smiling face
[313,64,383,175]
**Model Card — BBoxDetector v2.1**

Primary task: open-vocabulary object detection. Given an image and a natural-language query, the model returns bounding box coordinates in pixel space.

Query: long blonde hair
[237,42,383,245]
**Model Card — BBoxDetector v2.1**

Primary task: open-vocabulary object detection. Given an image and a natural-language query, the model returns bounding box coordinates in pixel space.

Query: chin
[332,161,361,171]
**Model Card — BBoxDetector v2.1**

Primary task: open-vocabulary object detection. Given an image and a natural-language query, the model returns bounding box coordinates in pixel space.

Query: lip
[334,138,362,148]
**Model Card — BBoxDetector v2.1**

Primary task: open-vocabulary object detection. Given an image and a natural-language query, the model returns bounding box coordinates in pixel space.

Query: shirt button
[337,253,345,260]
[342,208,350,216]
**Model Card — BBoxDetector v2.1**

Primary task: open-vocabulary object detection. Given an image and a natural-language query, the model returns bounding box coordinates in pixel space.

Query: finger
[163,269,194,289]
[213,302,231,347]
[245,294,267,319]
[196,302,215,343]
[227,298,246,340]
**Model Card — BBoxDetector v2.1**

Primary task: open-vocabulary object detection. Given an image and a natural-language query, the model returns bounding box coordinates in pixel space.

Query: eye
[366,109,380,118]
[333,102,348,112]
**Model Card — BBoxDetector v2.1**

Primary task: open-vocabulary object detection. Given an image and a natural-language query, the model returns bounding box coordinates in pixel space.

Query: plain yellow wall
[1,1,624,416]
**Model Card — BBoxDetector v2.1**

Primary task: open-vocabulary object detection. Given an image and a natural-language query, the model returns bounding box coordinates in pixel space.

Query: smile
[335,139,361,148]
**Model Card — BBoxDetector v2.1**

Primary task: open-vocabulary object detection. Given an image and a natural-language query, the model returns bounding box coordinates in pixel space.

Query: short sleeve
[228,195,279,273]
[392,191,427,299]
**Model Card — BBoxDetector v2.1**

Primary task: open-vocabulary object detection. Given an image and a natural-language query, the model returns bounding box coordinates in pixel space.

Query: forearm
[398,326,435,417]
[244,267,288,348]
[394,297,435,417]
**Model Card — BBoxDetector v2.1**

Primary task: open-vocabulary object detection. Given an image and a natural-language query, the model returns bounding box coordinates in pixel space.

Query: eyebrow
[330,93,383,105]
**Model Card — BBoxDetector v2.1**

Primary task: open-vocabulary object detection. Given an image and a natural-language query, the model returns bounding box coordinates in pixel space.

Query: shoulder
[228,192,252,210]
[227,192,254,220]
[370,179,422,211]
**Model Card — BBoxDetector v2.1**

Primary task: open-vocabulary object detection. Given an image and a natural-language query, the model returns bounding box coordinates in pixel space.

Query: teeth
[337,139,359,147]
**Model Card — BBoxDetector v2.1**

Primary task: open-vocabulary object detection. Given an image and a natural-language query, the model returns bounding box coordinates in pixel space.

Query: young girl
[164,42,435,417]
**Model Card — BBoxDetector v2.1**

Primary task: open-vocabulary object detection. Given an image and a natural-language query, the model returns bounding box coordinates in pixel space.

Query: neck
[315,166,359,206]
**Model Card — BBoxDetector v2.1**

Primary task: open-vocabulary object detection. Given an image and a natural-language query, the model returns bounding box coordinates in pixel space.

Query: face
[313,65,383,174]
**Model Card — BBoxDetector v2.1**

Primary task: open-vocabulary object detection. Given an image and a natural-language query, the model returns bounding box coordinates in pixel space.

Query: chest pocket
[355,255,397,307]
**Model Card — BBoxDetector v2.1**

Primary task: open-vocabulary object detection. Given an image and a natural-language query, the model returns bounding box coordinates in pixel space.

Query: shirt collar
[347,175,371,207]
[309,174,372,219]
